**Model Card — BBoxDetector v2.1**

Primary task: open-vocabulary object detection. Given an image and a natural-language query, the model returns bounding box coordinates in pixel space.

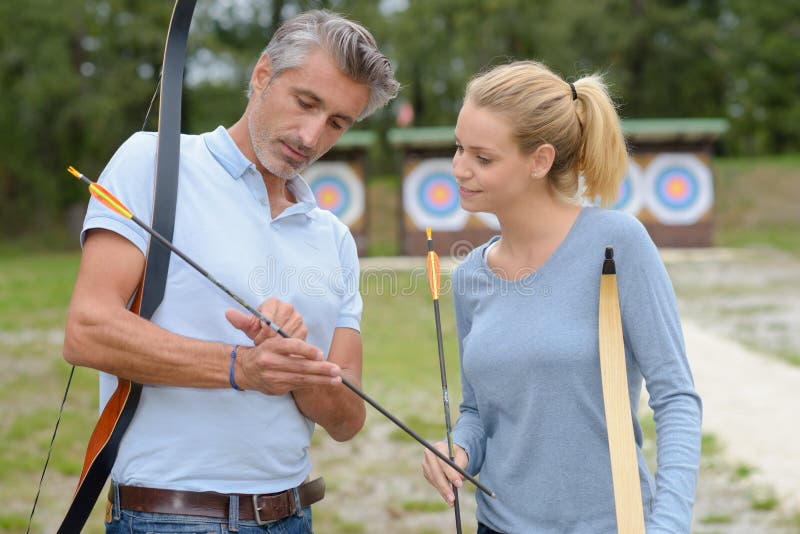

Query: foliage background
[1,0,799,242]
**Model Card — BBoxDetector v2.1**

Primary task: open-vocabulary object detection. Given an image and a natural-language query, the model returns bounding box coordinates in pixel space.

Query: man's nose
[298,115,327,148]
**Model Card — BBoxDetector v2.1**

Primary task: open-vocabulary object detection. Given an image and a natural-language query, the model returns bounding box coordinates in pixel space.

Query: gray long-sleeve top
[451,208,702,533]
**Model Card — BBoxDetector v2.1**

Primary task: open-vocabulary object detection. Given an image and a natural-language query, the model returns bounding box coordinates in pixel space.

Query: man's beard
[247,115,315,180]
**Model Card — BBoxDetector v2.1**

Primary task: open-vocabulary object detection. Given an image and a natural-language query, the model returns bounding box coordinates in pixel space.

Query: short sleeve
[333,227,362,331]
[81,132,159,254]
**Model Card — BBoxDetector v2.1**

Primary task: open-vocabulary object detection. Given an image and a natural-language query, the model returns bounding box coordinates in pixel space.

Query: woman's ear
[530,144,556,179]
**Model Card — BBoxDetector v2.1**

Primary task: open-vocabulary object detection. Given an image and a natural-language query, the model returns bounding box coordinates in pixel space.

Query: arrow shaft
[433,297,463,532]
[427,230,466,532]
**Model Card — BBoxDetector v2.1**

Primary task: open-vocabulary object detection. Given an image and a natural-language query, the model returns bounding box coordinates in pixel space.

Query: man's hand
[225,297,308,342]
[226,298,339,396]
[422,441,468,507]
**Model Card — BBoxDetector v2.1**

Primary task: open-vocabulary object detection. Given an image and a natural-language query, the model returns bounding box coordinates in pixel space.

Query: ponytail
[573,75,628,206]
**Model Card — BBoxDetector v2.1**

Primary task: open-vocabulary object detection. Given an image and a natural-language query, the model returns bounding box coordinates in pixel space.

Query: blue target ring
[655,167,699,209]
[311,175,351,218]
[417,173,459,216]
[613,178,632,211]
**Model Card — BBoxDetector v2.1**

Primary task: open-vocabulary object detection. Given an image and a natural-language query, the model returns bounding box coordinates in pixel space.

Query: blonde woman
[421,61,702,533]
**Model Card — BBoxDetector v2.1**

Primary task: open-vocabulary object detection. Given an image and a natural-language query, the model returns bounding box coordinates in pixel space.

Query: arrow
[426,227,463,532]
[67,166,495,498]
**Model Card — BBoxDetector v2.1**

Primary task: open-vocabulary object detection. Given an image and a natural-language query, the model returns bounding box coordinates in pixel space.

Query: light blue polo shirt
[81,126,362,493]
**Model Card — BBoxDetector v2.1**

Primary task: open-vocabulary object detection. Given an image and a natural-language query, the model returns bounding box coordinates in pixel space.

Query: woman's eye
[297,98,312,109]
[454,143,464,153]
[477,156,491,165]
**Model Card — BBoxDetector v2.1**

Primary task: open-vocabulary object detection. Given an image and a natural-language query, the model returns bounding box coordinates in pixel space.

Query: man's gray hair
[247,10,400,120]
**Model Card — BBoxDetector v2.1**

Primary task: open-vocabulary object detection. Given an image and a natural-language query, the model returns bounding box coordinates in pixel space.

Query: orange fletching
[89,183,133,219]
[427,250,441,300]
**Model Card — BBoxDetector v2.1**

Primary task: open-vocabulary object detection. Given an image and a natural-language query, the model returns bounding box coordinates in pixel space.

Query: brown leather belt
[109,477,325,525]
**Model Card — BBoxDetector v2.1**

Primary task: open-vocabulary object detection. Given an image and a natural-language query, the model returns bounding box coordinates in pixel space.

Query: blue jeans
[105,508,312,533]
[105,484,313,533]
[105,507,313,534]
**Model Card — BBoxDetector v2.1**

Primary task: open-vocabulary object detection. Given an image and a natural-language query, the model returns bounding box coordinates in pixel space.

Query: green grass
[785,512,800,528]
[0,515,28,533]
[750,487,780,511]
[701,433,723,456]
[389,415,447,443]
[716,226,800,252]
[361,271,460,396]
[400,499,450,513]
[712,154,800,253]
[309,507,366,533]
[0,253,104,534]
[0,252,79,330]
[733,463,755,480]
[700,514,734,524]
[365,175,401,257]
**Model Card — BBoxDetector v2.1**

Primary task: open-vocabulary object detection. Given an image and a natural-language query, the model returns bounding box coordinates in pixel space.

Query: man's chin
[262,159,304,180]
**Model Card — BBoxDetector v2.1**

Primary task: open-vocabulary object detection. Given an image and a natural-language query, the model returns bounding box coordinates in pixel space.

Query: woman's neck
[491,194,582,272]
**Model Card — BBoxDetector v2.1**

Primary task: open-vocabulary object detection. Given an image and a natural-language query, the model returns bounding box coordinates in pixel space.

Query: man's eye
[297,98,312,109]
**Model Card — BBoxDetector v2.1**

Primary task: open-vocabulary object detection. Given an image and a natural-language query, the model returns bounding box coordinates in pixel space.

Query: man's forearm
[64,301,231,387]
[292,369,366,441]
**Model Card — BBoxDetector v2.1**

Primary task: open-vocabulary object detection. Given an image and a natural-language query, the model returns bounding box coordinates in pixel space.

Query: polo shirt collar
[203,125,254,180]
[204,125,318,218]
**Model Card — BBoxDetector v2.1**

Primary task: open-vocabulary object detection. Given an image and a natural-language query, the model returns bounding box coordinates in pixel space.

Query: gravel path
[684,319,800,511]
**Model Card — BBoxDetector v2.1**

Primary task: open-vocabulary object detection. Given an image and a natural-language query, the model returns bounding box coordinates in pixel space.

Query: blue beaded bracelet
[229,345,243,391]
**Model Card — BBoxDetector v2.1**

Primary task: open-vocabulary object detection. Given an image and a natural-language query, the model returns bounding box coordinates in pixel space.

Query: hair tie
[569,82,577,101]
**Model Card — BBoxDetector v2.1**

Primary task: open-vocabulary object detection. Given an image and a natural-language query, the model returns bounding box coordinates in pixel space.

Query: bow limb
[55,2,196,531]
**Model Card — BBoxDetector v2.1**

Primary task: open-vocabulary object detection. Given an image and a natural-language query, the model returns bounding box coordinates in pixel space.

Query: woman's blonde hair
[465,60,627,206]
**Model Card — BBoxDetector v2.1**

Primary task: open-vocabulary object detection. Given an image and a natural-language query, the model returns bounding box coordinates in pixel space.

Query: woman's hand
[422,441,469,506]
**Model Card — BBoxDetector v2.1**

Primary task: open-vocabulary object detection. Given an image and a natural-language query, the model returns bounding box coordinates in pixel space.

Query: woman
[421,61,702,533]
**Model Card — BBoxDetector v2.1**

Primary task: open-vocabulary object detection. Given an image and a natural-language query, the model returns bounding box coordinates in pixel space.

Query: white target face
[403,158,469,231]
[643,154,713,225]
[303,162,365,226]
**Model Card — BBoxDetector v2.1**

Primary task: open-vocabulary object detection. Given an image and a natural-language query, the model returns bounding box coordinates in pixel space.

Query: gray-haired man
[64,10,399,532]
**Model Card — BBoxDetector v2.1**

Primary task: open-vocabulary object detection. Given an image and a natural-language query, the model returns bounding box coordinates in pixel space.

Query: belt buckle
[252,494,279,526]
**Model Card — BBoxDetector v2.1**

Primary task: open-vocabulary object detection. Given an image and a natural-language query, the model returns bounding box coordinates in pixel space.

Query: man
[63,10,399,532]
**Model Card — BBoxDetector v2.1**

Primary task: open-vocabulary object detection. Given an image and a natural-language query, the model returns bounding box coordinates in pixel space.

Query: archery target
[644,154,713,225]
[612,160,644,214]
[577,160,643,213]
[304,162,364,226]
[404,158,468,231]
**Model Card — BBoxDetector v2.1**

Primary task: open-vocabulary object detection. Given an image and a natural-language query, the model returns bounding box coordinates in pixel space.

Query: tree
[0,0,170,237]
